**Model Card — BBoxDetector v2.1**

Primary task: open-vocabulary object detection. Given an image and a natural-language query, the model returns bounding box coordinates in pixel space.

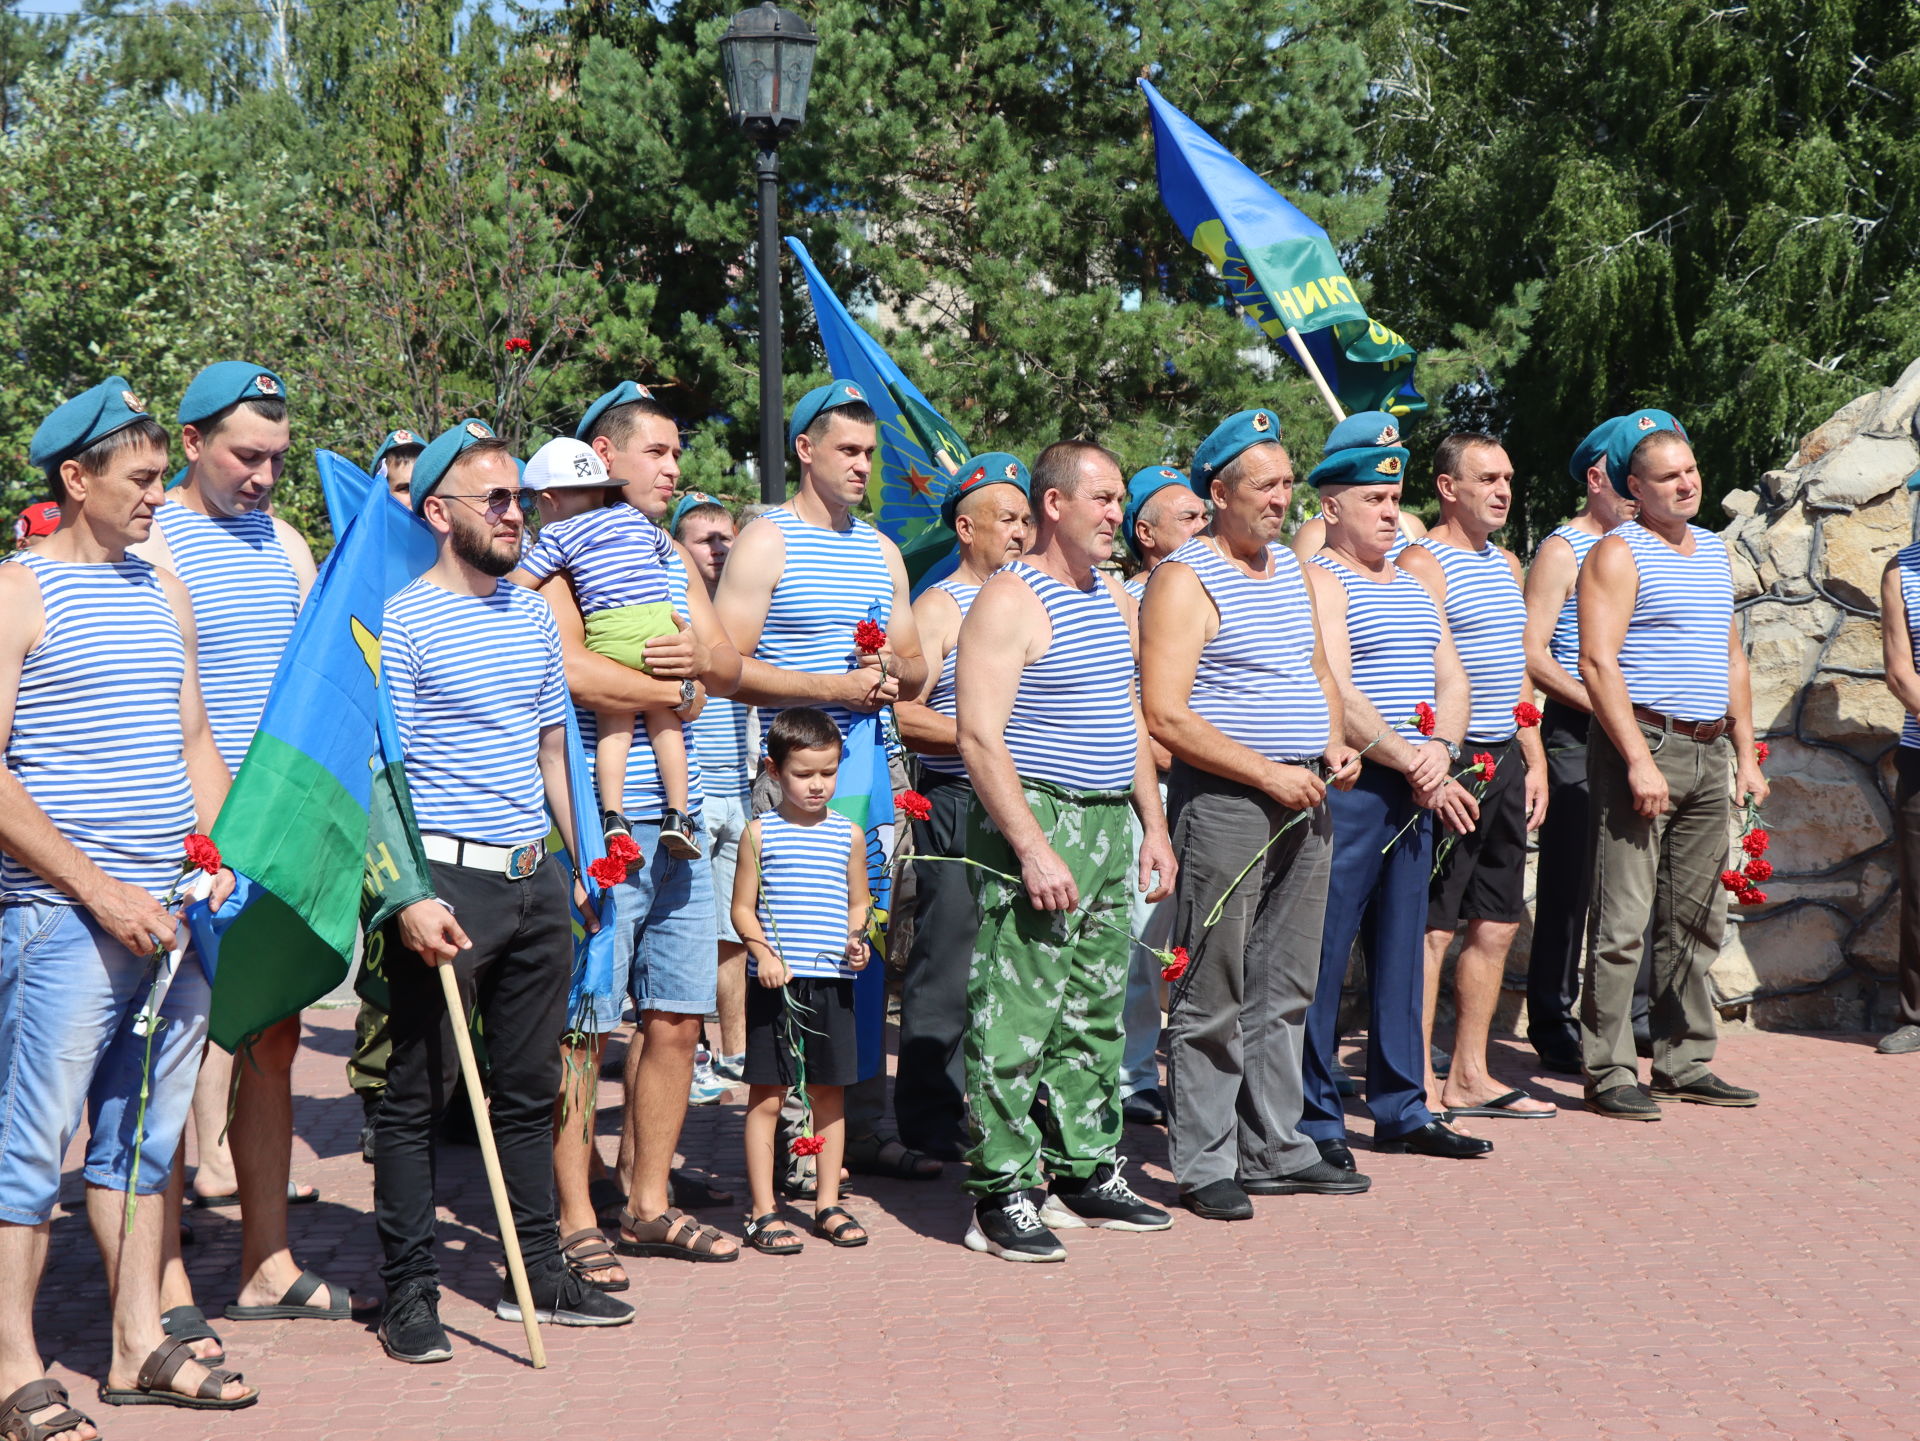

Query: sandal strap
[137,1335,199,1393]
[815,1205,854,1226]
[196,1366,244,1401]
[281,1269,324,1309]
[663,1210,726,1253]
[1,1379,80,1437]
[159,1305,220,1344]
[560,1230,618,1267]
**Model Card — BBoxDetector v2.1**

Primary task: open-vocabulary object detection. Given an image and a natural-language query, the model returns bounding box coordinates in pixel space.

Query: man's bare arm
[1523,534,1587,710]
[895,589,960,756]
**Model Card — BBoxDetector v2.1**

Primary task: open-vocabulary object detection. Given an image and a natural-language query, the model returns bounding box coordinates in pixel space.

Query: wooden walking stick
[437,962,547,1369]
[1285,326,1347,423]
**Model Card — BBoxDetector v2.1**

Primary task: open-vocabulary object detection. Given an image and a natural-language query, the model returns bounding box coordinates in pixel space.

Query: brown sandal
[613,1206,738,1263]
[561,1228,629,1291]
[98,1334,258,1410]
[1,1378,96,1441]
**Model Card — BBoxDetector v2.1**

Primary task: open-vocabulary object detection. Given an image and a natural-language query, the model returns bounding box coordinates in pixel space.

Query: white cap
[523,437,613,491]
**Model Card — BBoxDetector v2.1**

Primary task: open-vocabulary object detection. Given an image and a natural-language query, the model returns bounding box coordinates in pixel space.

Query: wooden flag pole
[1285,327,1347,423]
[437,962,547,1369]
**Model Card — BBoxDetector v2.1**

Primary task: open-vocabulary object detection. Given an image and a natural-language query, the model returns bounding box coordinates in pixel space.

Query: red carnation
[1474,752,1497,783]
[1741,829,1771,858]
[183,833,222,874]
[1719,869,1747,892]
[1160,946,1190,982]
[790,1134,826,1157]
[1414,702,1437,737]
[605,832,642,866]
[1742,857,1773,884]
[587,856,628,888]
[504,336,532,354]
[1735,887,1768,906]
[897,789,933,822]
[1513,701,1542,729]
[1754,740,1770,765]
[854,619,887,654]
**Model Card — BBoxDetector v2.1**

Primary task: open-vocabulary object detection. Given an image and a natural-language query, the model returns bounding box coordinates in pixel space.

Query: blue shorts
[700,790,751,944]
[0,900,210,1225]
[570,817,717,1031]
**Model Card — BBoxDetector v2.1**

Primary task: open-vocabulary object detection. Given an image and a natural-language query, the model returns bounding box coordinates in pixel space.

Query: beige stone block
[1765,503,1814,590]
[1758,468,1803,507]
[1756,737,1890,873]
[1799,673,1901,756]
[1803,434,1920,510]
[1820,492,1912,610]
[1790,390,1878,467]
[1824,615,1887,674]
[1730,545,1763,602]
[1863,356,1920,437]
[1725,901,1848,992]
[1721,488,1759,519]
[1741,599,1835,730]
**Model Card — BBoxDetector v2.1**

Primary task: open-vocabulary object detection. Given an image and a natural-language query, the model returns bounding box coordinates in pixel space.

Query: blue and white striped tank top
[1310,554,1443,744]
[1385,528,1415,562]
[1543,523,1605,672]
[1123,573,1148,603]
[755,508,893,738]
[690,697,752,800]
[919,577,981,779]
[151,503,302,771]
[1899,543,1920,749]
[1000,561,1137,790]
[1613,521,1733,723]
[384,579,571,844]
[580,548,708,820]
[518,503,673,616]
[1168,537,1329,762]
[751,809,856,979]
[2,555,197,901]
[1417,538,1527,744]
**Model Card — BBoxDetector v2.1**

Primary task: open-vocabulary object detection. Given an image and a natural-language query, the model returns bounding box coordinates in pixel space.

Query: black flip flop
[223,1269,352,1321]
[159,1304,225,1365]
[192,1181,320,1209]
[1443,1089,1557,1120]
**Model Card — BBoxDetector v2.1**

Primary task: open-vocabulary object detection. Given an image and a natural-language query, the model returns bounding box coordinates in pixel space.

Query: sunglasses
[440,488,536,517]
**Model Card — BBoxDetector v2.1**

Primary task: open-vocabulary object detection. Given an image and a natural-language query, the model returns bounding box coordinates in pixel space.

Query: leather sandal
[159,1304,224,1364]
[613,1206,738,1263]
[561,1228,629,1292]
[223,1268,351,1321]
[812,1204,869,1248]
[743,1211,805,1255]
[98,1334,258,1410]
[1,1377,96,1441]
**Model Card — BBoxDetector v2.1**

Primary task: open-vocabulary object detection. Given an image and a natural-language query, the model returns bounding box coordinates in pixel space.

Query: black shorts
[1427,736,1528,930]
[744,976,861,1088]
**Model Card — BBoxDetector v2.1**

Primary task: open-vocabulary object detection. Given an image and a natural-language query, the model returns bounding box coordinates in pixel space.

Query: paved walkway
[35,1012,1918,1440]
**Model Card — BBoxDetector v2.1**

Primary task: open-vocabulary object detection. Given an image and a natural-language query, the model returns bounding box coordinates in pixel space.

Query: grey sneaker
[1877,1024,1920,1055]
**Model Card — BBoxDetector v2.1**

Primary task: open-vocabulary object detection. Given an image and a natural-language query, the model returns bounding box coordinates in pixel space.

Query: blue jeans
[0,900,209,1224]
[571,817,718,1030]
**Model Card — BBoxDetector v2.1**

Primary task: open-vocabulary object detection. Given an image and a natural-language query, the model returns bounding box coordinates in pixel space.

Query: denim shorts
[700,790,751,944]
[0,900,210,1224]
[570,817,717,1031]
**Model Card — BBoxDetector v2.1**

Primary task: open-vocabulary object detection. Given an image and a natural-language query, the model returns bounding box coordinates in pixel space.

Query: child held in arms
[512,436,699,859]
[731,707,872,1255]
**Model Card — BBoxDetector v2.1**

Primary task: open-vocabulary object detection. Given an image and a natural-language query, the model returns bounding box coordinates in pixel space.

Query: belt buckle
[506,843,540,879]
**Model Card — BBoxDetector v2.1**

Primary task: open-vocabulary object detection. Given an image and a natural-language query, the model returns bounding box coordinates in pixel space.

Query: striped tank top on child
[1544,523,1604,672]
[919,577,981,780]
[151,503,301,770]
[1168,537,1329,763]
[1900,543,1920,749]
[751,809,857,979]
[2,554,197,901]
[755,508,893,738]
[517,504,673,615]
[1000,561,1137,791]
[1417,538,1527,744]
[1614,521,1733,723]
[1310,554,1443,744]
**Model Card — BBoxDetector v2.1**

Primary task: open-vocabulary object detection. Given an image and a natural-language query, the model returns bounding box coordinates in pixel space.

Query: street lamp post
[719,2,818,504]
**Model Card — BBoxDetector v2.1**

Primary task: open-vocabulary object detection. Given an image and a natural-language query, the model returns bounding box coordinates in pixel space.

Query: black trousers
[374,856,571,1291]
[893,771,977,1151]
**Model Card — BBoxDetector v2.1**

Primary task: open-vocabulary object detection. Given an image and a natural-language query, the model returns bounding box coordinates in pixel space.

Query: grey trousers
[1123,789,1174,1098]
[1165,763,1331,1190]
[1581,721,1731,1094]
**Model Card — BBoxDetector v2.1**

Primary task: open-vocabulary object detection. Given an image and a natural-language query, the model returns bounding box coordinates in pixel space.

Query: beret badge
[1251,411,1272,433]
[121,390,145,412]
[253,374,280,396]
[465,421,493,439]
[1375,456,1404,476]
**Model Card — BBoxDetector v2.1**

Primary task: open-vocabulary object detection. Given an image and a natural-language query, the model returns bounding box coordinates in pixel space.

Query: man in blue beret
[0,380,257,1417]
[1122,464,1208,602]
[1522,419,1645,1074]
[1298,412,1491,1164]
[1577,414,1765,1118]
[372,428,426,501]
[894,453,1033,1159]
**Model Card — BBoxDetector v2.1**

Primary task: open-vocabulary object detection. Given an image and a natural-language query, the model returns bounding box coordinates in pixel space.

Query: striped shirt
[580,548,708,819]
[518,504,672,616]
[751,809,856,979]
[384,579,570,844]
[151,503,302,770]
[1168,537,1329,763]
[1311,554,1442,744]
[2,555,198,901]
[1385,529,1415,562]
[1900,543,1920,749]
[1612,521,1734,723]
[1416,537,1527,744]
[1000,561,1138,790]
[1543,523,1606,672]
[1123,574,1148,603]
[754,508,893,738]
[919,577,981,780]
[690,697,753,800]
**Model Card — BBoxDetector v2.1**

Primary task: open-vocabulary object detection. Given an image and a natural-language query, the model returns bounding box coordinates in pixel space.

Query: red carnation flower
[183,833,222,874]
[1160,946,1190,982]
[897,789,933,822]
[1414,702,1437,737]
[854,619,887,654]
[1741,829,1771,858]
[790,1134,826,1157]
[1512,701,1542,729]
[1754,740,1771,765]
[605,832,642,866]
[1474,752,1497,783]
[1742,857,1773,884]
[1735,887,1768,906]
[587,856,628,888]
[1719,869,1747,893]
[504,336,532,354]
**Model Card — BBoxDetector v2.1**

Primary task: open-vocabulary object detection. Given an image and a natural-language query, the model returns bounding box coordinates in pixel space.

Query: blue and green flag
[1141,80,1425,417]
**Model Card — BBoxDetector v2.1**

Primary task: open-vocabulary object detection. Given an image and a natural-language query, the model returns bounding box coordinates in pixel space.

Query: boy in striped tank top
[1397,433,1555,1122]
[894,454,1032,1158]
[1521,418,1644,1074]
[1,379,257,1417]
[1577,414,1766,1118]
[731,709,873,1253]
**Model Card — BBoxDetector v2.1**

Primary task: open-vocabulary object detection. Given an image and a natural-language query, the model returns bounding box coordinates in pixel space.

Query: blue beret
[29,376,155,470]
[1122,466,1190,559]
[574,381,662,442]
[941,452,1031,529]
[1603,409,1688,498]
[1306,410,1409,489]
[668,490,729,533]
[1568,418,1618,484]
[788,380,874,449]
[178,361,286,427]
[409,419,502,515]
[371,428,425,472]
[1188,409,1282,492]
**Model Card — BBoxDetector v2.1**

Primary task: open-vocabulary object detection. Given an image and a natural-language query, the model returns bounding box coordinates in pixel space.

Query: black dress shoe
[1243,1160,1371,1196]
[1314,1137,1356,1172]
[1121,1087,1166,1126]
[1587,1084,1662,1121]
[1374,1120,1493,1158]
[1649,1072,1758,1107]
[1180,1177,1253,1221]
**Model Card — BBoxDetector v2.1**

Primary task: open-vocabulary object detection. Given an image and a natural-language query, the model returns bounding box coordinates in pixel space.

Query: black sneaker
[1588,1084,1663,1121]
[1180,1177,1253,1221]
[380,1282,453,1364]
[602,809,632,844]
[962,1191,1066,1262]
[1121,1087,1166,1126]
[659,808,702,859]
[1649,1073,1758,1107]
[496,1266,636,1327]
[1039,1162,1173,1232]
[1243,1159,1372,1195]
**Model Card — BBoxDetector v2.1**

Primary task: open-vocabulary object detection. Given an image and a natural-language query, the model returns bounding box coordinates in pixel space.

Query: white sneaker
[688,1052,728,1106]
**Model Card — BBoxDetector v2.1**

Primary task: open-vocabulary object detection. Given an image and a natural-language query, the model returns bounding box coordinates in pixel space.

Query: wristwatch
[677,678,697,711]
[1441,739,1462,763]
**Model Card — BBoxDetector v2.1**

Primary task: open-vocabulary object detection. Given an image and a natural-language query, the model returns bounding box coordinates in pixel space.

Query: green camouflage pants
[963,780,1134,1197]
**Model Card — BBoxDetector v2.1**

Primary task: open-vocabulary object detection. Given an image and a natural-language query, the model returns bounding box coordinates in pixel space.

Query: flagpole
[437,963,547,1370]
[1285,328,1346,422]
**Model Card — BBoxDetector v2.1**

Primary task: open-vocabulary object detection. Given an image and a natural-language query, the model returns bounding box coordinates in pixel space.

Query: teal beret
[409,419,501,515]
[1603,409,1688,498]
[574,381,661,442]
[940,452,1030,529]
[788,380,873,449]
[178,361,286,427]
[29,376,155,470]
[1306,410,1409,489]
[1188,409,1282,492]
[668,490,729,533]
[371,428,425,472]
[166,465,188,491]
[1568,418,1618,484]
[1122,465,1189,559]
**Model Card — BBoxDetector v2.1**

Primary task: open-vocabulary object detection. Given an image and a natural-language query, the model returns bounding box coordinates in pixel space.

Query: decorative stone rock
[1753,736,1890,873]
[1862,356,1920,438]
[1722,488,1759,519]
[1820,492,1912,611]
[1824,616,1887,675]
[1800,674,1908,753]
[1790,390,1878,467]
[1742,599,1836,729]
[1803,434,1920,511]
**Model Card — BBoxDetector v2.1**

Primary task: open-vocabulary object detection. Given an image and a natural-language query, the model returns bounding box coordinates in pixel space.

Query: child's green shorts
[583,600,679,676]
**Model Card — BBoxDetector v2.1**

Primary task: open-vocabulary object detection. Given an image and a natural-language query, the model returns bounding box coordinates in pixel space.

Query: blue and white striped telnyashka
[1310,553,1443,745]
[998,561,1138,791]
[1543,523,1605,674]
[1416,537,1527,744]
[918,576,981,780]
[752,809,856,979]
[754,508,893,740]
[518,503,673,616]
[1899,542,1920,750]
[1609,521,1734,723]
